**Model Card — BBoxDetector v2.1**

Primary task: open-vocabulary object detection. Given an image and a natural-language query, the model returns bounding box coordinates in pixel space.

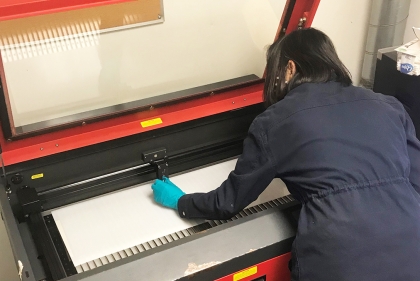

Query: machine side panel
[0,182,37,281]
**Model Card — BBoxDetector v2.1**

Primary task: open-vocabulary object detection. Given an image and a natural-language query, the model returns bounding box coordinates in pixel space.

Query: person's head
[263,28,352,106]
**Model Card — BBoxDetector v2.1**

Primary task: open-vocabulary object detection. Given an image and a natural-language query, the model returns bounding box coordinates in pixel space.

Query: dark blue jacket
[177,81,420,281]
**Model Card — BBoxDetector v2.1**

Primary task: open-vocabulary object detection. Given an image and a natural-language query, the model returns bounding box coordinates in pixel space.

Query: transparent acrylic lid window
[0,0,285,137]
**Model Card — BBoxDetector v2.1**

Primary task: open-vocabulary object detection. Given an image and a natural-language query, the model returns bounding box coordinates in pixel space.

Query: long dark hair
[263,28,352,106]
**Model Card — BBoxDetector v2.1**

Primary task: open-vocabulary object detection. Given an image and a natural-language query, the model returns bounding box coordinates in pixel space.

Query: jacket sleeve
[404,111,420,194]
[177,121,276,220]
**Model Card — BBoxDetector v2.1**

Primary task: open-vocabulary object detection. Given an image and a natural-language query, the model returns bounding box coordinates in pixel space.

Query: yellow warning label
[233,266,257,281]
[141,118,163,128]
[31,173,44,180]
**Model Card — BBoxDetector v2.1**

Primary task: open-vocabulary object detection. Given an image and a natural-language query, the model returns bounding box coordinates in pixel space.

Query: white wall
[312,0,419,85]
[404,0,420,42]
[311,0,372,85]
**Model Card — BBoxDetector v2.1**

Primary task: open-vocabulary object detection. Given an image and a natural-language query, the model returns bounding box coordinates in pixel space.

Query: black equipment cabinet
[373,49,420,139]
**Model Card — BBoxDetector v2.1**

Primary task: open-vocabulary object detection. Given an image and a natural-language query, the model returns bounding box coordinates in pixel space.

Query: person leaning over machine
[150,28,420,281]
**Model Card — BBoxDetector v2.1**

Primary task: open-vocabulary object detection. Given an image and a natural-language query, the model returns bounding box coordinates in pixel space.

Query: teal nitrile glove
[151,177,185,210]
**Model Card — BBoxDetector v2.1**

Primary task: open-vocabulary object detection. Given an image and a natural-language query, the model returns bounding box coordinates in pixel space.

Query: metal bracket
[298,17,307,29]
[142,147,168,180]
[0,145,11,194]
[16,186,42,217]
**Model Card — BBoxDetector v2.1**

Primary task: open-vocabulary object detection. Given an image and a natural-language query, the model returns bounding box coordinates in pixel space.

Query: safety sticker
[31,173,44,180]
[141,118,163,128]
[233,266,257,281]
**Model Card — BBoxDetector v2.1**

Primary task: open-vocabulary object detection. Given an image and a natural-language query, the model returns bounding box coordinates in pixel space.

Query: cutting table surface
[51,158,289,267]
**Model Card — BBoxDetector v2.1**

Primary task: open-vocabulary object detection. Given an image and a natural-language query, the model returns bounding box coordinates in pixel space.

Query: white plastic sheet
[52,159,288,266]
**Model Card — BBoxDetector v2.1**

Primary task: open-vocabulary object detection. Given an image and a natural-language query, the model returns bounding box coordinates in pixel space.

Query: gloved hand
[151,177,185,210]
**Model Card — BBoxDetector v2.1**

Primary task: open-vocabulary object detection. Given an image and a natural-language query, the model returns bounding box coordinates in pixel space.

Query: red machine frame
[216,253,292,281]
[0,0,132,21]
